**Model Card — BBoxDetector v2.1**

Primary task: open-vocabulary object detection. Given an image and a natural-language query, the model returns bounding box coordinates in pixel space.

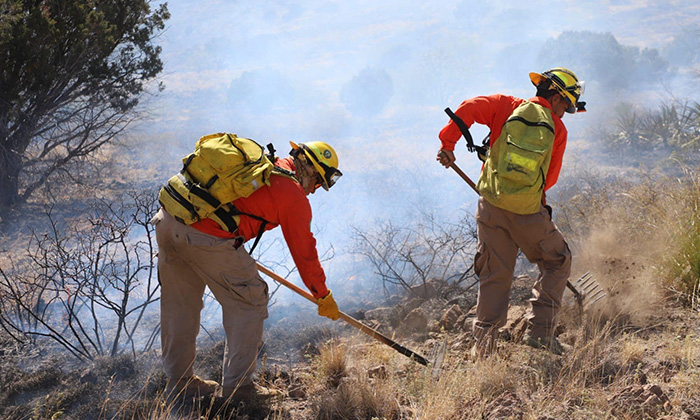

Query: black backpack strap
[181,153,196,171]
[271,165,297,181]
[228,206,271,254]
[162,184,200,222]
[212,206,239,232]
[176,173,222,209]
[266,143,277,162]
[445,107,489,162]
[248,220,268,254]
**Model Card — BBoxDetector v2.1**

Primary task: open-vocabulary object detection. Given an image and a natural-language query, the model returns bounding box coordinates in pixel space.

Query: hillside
[1,168,699,420]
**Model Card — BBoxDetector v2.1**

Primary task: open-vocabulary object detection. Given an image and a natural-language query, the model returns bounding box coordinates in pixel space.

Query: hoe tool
[439,152,607,313]
[256,263,446,372]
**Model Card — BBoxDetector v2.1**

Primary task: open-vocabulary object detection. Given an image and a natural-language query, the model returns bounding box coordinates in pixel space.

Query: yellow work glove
[317,290,340,321]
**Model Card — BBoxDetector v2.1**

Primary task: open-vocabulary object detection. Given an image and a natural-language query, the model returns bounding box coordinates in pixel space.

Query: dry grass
[313,338,349,387]
[0,290,697,420]
[3,157,700,419]
[557,166,700,316]
[307,338,402,420]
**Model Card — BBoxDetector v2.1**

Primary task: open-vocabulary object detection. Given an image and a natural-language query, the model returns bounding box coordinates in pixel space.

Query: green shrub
[664,175,700,308]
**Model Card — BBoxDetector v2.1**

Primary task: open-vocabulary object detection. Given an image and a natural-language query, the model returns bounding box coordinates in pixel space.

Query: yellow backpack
[476,102,555,214]
[158,133,294,233]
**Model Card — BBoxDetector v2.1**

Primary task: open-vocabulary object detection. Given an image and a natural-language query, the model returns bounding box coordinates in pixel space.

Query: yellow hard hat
[530,67,586,113]
[289,140,342,190]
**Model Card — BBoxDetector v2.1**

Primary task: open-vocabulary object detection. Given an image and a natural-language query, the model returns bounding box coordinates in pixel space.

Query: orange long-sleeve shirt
[190,157,328,299]
[439,94,568,191]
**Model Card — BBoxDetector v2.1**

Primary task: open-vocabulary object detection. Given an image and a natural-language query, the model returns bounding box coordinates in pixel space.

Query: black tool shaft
[256,263,430,366]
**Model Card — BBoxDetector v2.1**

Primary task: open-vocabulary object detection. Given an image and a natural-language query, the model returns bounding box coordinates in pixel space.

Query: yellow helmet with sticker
[530,67,586,113]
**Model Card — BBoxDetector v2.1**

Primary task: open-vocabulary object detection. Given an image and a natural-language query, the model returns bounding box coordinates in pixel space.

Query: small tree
[0,0,169,212]
[0,190,160,360]
[353,212,477,298]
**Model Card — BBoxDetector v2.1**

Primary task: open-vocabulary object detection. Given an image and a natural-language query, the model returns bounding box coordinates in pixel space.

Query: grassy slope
[1,170,700,419]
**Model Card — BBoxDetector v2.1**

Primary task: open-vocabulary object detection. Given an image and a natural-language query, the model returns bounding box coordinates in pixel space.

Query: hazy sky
[143,0,700,303]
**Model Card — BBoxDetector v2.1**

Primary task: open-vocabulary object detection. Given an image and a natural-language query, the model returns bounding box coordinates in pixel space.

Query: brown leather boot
[222,383,282,404]
[165,375,219,400]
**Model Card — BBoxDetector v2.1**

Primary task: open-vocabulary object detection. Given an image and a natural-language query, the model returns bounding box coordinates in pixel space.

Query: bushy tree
[0,0,169,212]
[662,25,700,68]
[537,31,669,91]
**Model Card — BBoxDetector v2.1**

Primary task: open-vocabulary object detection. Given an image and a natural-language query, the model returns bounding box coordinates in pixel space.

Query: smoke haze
[140,0,700,305]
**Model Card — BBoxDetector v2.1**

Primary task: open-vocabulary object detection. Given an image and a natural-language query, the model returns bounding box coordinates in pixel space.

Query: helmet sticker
[323,150,332,159]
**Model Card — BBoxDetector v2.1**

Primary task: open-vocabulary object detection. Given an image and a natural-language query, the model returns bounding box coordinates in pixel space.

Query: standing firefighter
[152,134,342,402]
[437,68,586,357]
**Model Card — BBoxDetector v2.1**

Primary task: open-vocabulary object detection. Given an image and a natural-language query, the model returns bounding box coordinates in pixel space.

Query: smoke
[131,0,700,336]
[340,67,394,117]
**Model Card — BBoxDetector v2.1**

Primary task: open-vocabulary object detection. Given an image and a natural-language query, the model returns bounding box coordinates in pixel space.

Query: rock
[461,305,478,330]
[642,394,662,407]
[400,308,428,333]
[428,320,440,333]
[438,304,464,331]
[409,280,439,299]
[349,308,365,320]
[404,297,424,312]
[365,307,392,321]
[499,305,529,342]
[386,295,402,305]
[644,384,663,397]
[608,383,671,418]
[484,392,523,420]
[288,384,306,399]
[368,365,387,379]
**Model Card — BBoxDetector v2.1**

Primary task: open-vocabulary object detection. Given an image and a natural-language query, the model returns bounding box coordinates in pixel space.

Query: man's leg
[155,210,207,381]
[513,206,572,340]
[170,227,269,393]
[206,248,269,391]
[473,198,520,355]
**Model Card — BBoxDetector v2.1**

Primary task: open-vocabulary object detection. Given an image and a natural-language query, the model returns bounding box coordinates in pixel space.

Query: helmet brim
[529,72,547,87]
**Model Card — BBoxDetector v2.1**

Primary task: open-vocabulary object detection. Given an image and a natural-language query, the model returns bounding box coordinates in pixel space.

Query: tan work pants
[153,209,269,388]
[473,197,571,348]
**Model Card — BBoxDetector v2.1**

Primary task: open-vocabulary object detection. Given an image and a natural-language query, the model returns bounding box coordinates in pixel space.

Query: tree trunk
[0,148,23,212]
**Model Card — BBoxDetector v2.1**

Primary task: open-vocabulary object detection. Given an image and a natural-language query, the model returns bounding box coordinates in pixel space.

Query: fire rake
[256,263,446,371]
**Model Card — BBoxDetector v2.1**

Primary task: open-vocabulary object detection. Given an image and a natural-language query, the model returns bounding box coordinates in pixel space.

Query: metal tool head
[571,271,608,310]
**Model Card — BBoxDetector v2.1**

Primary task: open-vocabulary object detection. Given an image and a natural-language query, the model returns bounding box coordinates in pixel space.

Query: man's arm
[278,197,329,299]
[437,94,512,167]
[438,94,508,151]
